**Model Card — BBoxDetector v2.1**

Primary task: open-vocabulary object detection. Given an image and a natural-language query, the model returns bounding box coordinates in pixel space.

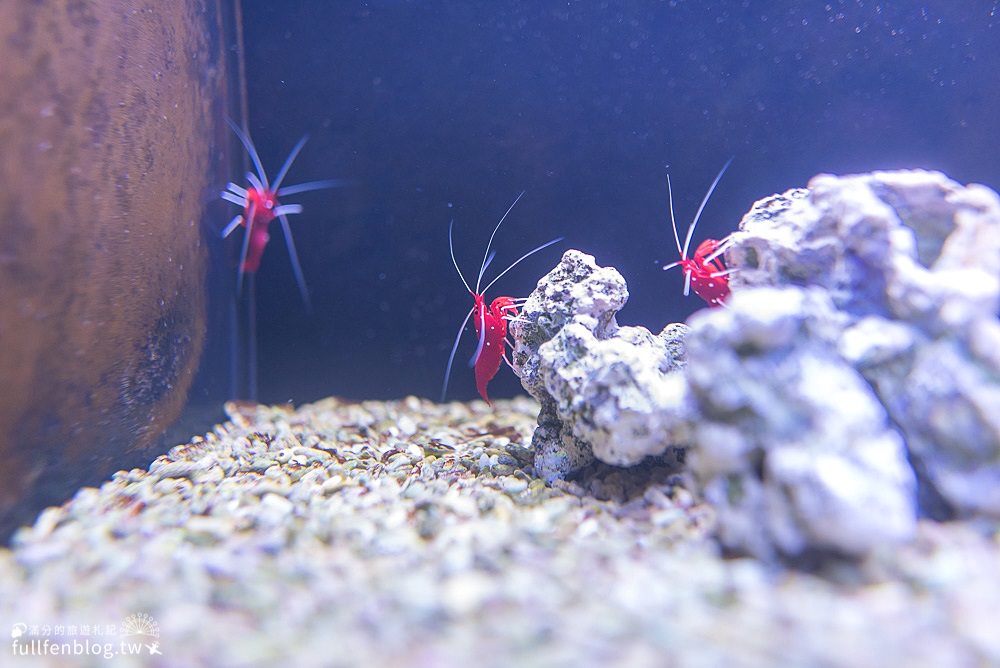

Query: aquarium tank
[1,1,998,666]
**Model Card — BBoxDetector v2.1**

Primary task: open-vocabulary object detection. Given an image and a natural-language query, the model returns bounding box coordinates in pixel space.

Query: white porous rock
[728,170,1000,519]
[685,287,917,559]
[511,250,691,481]
[540,321,693,468]
[512,171,997,561]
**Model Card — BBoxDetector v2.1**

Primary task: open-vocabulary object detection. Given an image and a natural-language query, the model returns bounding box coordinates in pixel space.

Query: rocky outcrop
[729,171,1000,521]
[511,250,689,482]
[512,170,1000,560]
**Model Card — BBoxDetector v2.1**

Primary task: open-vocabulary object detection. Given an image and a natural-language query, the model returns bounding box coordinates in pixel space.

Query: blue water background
[231,0,1000,404]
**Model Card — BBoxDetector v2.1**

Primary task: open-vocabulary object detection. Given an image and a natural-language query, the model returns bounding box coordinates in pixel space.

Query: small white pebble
[396,415,418,436]
[500,477,528,494]
[256,493,294,527]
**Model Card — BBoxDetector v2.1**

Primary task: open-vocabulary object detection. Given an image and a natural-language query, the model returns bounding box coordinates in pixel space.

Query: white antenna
[227,118,269,190]
[680,156,734,261]
[475,191,526,293]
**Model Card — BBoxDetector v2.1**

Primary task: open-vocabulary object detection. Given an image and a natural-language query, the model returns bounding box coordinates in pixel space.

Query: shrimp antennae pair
[442,194,563,402]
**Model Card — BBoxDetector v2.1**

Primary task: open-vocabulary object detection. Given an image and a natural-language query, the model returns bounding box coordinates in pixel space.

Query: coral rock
[685,287,916,559]
[511,250,689,481]
[730,170,1000,520]
[513,170,999,560]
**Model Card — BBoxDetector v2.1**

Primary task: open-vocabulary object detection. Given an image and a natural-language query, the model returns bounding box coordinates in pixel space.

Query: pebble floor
[1,396,998,667]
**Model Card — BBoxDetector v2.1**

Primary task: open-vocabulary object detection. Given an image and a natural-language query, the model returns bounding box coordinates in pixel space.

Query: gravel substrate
[1,396,998,667]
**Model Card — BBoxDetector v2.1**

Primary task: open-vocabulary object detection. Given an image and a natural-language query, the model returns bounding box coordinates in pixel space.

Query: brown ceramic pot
[0,0,232,537]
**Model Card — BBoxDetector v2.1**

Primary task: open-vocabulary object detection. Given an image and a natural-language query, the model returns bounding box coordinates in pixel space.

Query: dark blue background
[227,0,999,404]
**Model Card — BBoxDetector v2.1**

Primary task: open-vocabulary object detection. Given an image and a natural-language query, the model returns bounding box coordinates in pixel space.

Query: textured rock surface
[728,171,1000,519]
[510,251,689,482]
[685,287,916,559]
[512,170,999,559]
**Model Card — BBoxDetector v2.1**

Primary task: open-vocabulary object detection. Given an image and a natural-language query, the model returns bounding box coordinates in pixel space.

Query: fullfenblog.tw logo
[10,613,162,659]
[120,613,161,656]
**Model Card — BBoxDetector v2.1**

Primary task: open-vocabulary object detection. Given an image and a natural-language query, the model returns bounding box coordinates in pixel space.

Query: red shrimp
[220,119,343,309]
[663,157,737,307]
[442,192,563,405]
